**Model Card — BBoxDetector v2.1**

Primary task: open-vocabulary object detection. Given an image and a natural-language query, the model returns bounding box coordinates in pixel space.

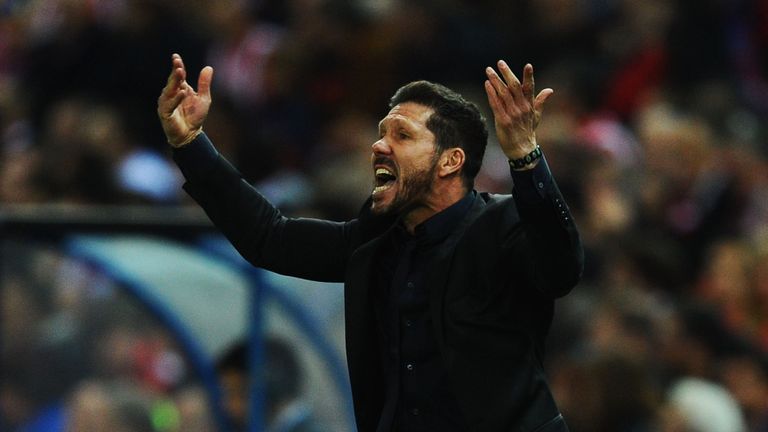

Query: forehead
[379,102,434,129]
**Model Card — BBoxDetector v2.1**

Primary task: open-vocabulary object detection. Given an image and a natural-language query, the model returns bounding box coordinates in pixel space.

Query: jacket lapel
[343,236,386,429]
[425,194,486,355]
[345,236,382,335]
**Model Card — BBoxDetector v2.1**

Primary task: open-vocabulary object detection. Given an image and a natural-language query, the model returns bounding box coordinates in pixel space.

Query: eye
[398,131,409,140]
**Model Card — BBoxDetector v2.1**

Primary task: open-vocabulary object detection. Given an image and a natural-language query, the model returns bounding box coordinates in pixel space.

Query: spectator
[217,338,324,432]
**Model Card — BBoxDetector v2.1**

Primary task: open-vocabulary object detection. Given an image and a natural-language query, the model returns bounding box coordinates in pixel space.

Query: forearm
[174,133,353,282]
[510,156,584,297]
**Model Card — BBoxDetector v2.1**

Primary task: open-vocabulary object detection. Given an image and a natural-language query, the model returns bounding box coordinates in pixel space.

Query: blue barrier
[64,234,355,432]
[199,236,356,432]
[66,236,230,431]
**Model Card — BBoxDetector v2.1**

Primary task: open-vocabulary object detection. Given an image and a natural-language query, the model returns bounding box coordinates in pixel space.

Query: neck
[402,182,467,234]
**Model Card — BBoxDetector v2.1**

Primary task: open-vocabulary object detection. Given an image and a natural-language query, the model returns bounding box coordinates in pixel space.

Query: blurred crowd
[2,0,768,431]
[1,240,215,431]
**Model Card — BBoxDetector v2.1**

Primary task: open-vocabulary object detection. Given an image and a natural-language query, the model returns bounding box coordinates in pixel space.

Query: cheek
[402,147,438,174]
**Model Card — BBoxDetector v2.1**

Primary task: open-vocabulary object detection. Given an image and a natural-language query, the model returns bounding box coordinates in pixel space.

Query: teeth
[373,166,395,195]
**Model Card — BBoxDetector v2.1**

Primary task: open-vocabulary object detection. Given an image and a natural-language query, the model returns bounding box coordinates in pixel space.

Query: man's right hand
[157,53,214,147]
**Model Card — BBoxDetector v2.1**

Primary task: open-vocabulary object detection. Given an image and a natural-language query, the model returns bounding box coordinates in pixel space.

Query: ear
[438,148,465,178]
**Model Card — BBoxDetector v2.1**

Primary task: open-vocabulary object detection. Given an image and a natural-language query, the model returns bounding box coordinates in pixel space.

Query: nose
[372,138,392,155]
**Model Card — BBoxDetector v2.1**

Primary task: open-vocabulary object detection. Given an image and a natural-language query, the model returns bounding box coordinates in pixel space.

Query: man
[158,53,583,432]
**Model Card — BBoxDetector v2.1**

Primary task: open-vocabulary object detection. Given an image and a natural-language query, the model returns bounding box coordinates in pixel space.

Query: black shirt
[376,192,475,432]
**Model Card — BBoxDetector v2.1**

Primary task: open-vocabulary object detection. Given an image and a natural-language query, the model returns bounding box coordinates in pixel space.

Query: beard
[371,155,439,217]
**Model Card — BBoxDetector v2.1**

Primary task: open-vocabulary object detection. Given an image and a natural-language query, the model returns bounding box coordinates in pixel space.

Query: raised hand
[484,61,553,163]
[157,53,214,147]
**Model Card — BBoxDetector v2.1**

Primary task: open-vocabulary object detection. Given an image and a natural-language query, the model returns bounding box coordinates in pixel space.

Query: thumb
[197,66,214,100]
[533,88,554,113]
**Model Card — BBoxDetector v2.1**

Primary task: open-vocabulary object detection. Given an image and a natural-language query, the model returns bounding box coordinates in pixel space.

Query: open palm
[157,54,214,147]
[483,61,552,161]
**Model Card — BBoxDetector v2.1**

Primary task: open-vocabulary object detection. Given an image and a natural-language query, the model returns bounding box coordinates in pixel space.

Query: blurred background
[1,0,768,431]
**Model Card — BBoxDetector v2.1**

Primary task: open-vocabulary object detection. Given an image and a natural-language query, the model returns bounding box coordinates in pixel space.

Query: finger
[158,88,186,118]
[166,53,185,81]
[497,60,523,104]
[485,67,515,112]
[484,80,506,120]
[173,53,186,73]
[171,54,187,88]
[162,68,185,102]
[165,60,183,87]
[522,63,535,103]
[197,66,214,101]
[533,88,554,113]
[180,79,193,96]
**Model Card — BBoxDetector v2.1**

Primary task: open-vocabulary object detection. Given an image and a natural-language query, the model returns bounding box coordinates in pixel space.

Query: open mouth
[373,167,397,195]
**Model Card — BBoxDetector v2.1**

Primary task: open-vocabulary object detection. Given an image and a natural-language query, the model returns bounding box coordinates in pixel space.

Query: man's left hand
[484,61,553,163]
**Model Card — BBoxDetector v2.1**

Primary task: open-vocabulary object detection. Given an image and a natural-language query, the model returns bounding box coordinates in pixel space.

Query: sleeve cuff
[172,132,219,180]
[510,156,553,204]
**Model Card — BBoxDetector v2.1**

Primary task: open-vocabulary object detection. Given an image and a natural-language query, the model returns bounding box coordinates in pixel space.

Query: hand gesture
[484,61,553,162]
[157,54,214,147]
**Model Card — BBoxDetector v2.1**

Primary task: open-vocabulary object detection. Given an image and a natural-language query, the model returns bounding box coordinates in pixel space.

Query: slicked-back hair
[389,81,488,189]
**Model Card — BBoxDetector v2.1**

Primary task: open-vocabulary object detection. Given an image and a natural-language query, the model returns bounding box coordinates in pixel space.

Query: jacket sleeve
[173,133,356,282]
[509,156,584,297]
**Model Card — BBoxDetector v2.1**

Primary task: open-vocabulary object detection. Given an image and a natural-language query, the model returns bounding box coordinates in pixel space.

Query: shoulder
[457,192,521,242]
[478,191,513,207]
[474,192,519,221]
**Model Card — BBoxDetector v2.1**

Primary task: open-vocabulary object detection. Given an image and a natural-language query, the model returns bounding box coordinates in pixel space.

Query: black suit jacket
[175,133,583,432]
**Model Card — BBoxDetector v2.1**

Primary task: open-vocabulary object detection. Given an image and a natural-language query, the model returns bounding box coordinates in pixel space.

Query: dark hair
[389,81,488,188]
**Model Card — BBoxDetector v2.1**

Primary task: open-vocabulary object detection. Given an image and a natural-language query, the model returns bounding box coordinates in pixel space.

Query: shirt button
[411,408,420,416]
[406,363,414,371]
[404,319,413,327]
[406,281,414,288]
[537,181,544,189]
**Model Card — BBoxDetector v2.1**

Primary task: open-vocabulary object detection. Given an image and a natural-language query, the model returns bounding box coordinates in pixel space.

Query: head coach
[158,53,583,432]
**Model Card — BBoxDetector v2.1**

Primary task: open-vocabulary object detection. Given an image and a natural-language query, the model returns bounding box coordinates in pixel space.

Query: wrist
[169,128,203,148]
[508,145,542,171]
[503,136,538,159]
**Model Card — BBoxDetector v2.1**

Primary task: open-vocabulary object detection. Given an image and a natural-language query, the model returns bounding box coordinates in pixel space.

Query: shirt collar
[400,190,476,243]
